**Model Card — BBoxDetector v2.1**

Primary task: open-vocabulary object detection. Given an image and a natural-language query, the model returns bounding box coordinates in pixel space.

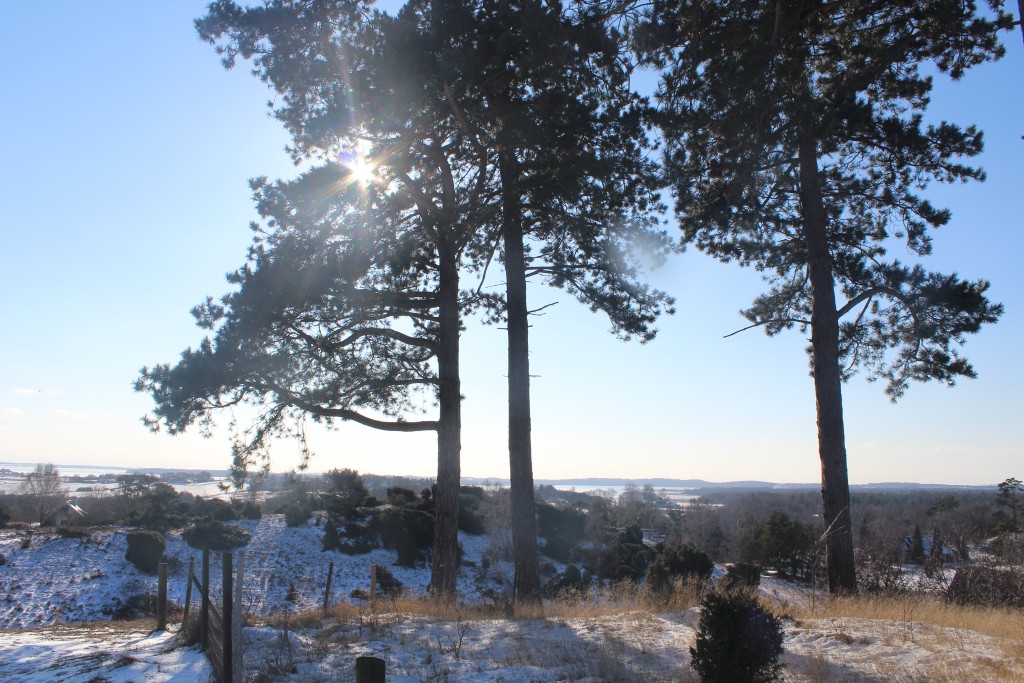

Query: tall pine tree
[644,0,1008,592]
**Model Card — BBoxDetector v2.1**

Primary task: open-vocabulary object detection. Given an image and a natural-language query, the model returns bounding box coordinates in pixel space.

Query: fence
[179,548,245,683]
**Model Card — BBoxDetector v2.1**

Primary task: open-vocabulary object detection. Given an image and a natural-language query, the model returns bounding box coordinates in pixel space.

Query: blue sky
[1,2,1021,485]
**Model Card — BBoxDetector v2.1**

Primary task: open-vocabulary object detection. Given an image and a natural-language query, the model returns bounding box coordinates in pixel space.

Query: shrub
[459,487,487,535]
[322,518,342,552]
[536,502,586,562]
[386,486,419,507]
[595,525,655,581]
[283,504,310,527]
[647,544,714,594]
[947,566,1024,608]
[374,565,403,597]
[234,499,262,520]
[380,507,433,566]
[724,562,762,588]
[322,468,371,519]
[0,500,10,527]
[690,589,784,683]
[193,497,238,522]
[125,529,166,574]
[56,525,90,539]
[0,553,6,566]
[181,520,251,552]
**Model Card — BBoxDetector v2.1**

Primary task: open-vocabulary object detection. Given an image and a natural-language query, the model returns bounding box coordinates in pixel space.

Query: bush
[536,502,586,562]
[0,500,10,527]
[690,589,784,683]
[125,529,166,574]
[193,497,238,522]
[181,520,251,552]
[322,518,342,552]
[459,487,487,535]
[374,565,403,597]
[947,566,1024,608]
[56,525,90,539]
[380,507,433,566]
[283,504,310,527]
[322,468,371,519]
[724,562,762,588]
[595,525,656,581]
[234,499,262,520]
[647,544,714,594]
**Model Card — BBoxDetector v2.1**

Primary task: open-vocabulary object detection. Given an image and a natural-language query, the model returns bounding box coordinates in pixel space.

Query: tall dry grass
[790,592,1024,643]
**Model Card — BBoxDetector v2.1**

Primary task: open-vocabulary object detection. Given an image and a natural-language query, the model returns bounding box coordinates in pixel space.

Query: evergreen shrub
[690,589,784,683]
[125,529,166,574]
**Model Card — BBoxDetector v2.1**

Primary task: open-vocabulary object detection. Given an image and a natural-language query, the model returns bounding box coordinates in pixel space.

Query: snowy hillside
[0,515,500,629]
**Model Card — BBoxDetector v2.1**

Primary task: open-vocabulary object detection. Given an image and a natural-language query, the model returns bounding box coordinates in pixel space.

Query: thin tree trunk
[431,239,461,601]
[797,126,858,594]
[498,147,542,605]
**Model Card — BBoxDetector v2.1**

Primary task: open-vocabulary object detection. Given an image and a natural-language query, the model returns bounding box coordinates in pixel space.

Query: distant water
[0,462,132,477]
[550,482,698,503]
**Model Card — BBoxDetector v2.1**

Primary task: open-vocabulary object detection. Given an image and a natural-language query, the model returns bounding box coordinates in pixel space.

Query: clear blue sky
[1,2,1021,485]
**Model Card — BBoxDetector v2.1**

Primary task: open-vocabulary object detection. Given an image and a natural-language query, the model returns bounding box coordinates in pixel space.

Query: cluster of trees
[136,0,1016,601]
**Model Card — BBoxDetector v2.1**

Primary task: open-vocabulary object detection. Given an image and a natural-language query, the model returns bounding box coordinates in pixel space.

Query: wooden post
[323,561,334,611]
[201,548,210,651]
[233,551,245,683]
[223,551,233,683]
[370,563,377,603]
[156,562,168,631]
[183,556,195,624]
[355,656,386,683]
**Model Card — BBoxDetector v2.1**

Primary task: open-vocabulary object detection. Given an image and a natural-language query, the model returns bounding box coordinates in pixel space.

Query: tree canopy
[645,0,1008,592]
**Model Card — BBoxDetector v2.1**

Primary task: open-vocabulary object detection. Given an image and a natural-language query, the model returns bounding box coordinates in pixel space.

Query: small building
[41,501,85,527]
[641,528,667,548]
[901,534,957,564]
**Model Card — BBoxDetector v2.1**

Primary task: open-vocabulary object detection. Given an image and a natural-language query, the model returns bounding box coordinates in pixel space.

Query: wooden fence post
[370,563,377,603]
[223,551,233,683]
[183,556,195,624]
[233,550,245,683]
[355,656,386,683]
[323,561,334,611]
[201,548,210,651]
[156,562,168,631]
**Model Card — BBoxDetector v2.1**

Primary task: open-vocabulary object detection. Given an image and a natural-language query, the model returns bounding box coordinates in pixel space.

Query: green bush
[193,497,238,522]
[283,504,310,527]
[459,487,487,535]
[181,520,251,552]
[595,525,655,581]
[125,529,166,574]
[647,543,714,595]
[234,499,262,520]
[322,468,370,519]
[322,517,342,552]
[725,562,762,588]
[536,502,586,562]
[380,507,433,566]
[56,525,90,539]
[0,500,10,527]
[690,589,784,683]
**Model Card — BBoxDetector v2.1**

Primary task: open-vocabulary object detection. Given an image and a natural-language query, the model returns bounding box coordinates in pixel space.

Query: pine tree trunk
[797,127,858,594]
[499,148,543,605]
[431,240,461,601]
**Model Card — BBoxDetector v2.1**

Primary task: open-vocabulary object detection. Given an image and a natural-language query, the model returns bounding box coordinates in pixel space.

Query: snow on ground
[0,515,503,629]
[2,517,1023,681]
[0,625,209,682]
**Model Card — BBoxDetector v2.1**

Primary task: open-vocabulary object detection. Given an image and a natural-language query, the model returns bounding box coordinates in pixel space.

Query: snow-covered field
[2,516,1023,682]
[0,516,501,629]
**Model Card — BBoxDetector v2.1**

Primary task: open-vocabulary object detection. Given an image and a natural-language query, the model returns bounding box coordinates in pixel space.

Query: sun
[338,144,377,185]
[348,155,377,184]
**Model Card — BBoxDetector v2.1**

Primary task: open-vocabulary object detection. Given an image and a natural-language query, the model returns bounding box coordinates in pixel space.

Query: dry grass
[792,593,1024,643]
[257,579,703,628]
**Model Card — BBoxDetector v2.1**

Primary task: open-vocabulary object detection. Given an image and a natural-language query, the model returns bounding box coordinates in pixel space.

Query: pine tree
[909,524,925,564]
[644,0,1009,592]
